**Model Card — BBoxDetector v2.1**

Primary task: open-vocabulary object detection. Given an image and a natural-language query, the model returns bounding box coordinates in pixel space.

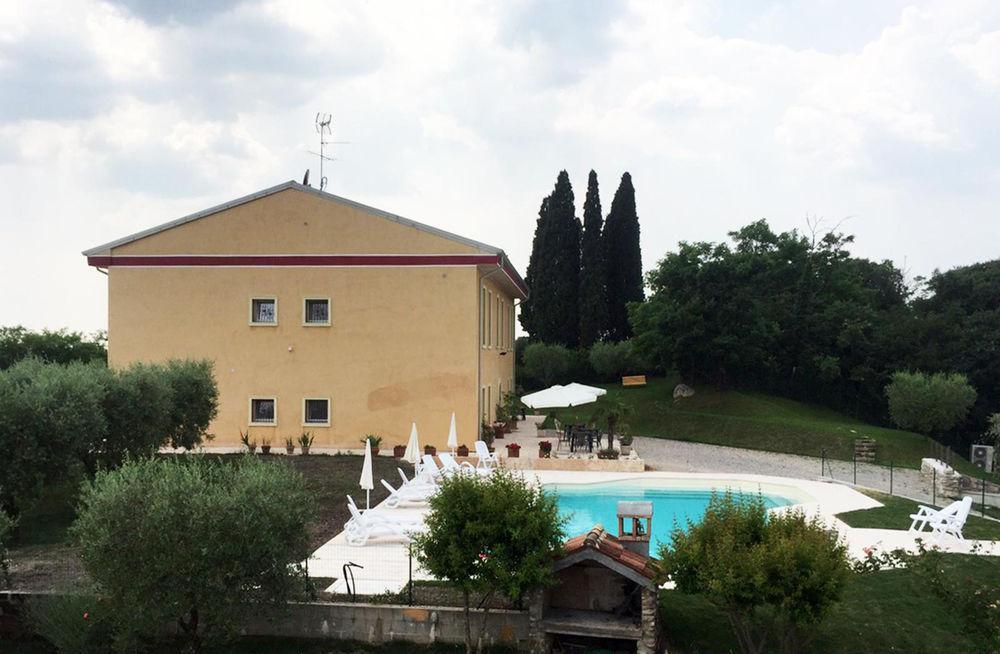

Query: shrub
[24,592,113,653]
[0,325,106,370]
[522,342,574,388]
[659,491,850,654]
[886,371,977,435]
[71,456,315,650]
[588,340,639,381]
[415,469,565,654]
[98,362,173,468]
[163,359,219,449]
[0,509,14,584]
[0,358,107,513]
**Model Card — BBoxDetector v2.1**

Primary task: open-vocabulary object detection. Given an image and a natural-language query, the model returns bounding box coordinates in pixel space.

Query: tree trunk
[177,607,201,653]
[475,589,496,654]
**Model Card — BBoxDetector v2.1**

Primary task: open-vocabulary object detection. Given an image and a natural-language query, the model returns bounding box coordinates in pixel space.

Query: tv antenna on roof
[308,113,350,192]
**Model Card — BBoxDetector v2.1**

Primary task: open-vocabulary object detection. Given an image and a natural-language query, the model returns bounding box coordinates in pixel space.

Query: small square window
[251,298,277,325]
[304,298,330,325]
[250,398,276,425]
[304,398,330,425]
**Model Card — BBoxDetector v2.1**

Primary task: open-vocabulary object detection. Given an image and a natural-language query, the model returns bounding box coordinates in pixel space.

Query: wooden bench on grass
[621,375,647,387]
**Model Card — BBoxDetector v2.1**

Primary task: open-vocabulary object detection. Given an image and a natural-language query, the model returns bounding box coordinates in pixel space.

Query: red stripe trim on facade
[87,254,530,297]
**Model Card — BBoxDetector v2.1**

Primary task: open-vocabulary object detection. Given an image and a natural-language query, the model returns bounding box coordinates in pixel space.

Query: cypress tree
[520,171,581,347]
[578,170,606,347]
[602,172,643,341]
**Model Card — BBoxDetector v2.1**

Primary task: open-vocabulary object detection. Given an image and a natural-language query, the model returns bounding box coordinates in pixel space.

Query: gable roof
[83,180,502,256]
[556,525,658,588]
[81,181,528,298]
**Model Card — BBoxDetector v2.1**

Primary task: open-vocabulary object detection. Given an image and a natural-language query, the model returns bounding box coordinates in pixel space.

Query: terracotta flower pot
[371,447,380,457]
[286,446,295,455]
[457,445,470,457]
[424,445,437,456]
[393,445,406,458]
[260,445,271,455]
[506,445,520,458]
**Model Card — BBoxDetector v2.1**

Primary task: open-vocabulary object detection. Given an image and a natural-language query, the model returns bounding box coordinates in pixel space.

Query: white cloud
[1,0,999,332]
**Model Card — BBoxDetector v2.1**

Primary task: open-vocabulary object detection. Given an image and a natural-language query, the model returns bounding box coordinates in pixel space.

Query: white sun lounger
[474,440,500,471]
[909,496,973,541]
[399,466,437,488]
[439,452,490,477]
[380,479,436,508]
[344,497,425,546]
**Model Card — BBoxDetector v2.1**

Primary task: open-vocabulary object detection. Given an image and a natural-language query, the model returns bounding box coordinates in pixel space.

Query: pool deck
[307,469,1000,596]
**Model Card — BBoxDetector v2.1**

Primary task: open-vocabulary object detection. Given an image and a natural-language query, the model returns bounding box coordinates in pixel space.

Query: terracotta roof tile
[561,524,656,580]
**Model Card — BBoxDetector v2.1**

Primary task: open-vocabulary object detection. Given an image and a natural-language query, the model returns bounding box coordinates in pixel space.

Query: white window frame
[481,287,487,348]
[302,297,331,326]
[302,397,331,427]
[249,297,278,326]
[487,290,493,348]
[249,396,277,426]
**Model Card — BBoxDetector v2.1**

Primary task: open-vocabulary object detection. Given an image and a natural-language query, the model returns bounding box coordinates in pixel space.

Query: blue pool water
[546,479,798,551]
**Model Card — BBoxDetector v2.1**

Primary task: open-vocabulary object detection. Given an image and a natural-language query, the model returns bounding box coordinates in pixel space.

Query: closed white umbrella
[403,422,421,465]
[521,384,601,409]
[447,412,458,453]
[359,439,374,510]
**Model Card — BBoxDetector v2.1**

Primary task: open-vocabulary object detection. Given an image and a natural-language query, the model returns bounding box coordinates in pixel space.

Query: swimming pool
[545,478,801,551]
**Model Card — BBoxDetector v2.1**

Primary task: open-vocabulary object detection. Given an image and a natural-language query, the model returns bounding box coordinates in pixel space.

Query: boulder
[673,383,696,400]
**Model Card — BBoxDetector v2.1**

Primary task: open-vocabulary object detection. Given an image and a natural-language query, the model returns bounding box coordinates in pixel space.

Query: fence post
[983,473,988,519]
[821,449,826,478]
[408,542,414,606]
[853,451,857,485]
[889,460,893,496]
[932,468,937,507]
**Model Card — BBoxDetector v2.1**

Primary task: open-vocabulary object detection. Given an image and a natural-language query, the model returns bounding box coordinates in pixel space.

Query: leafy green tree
[590,396,633,448]
[521,342,574,388]
[912,260,1000,439]
[415,469,565,654]
[602,172,644,341]
[0,358,108,513]
[579,170,607,347]
[0,326,106,369]
[588,340,639,381]
[660,492,850,654]
[98,362,174,469]
[163,359,219,449]
[886,371,977,436]
[521,171,582,347]
[631,220,912,421]
[71,456,315,651]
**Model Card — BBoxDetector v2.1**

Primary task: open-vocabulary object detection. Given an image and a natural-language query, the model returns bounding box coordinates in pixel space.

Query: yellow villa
[83,181,526,450]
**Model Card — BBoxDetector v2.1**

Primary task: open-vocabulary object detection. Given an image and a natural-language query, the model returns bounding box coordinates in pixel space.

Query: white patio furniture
[439,452,490,477]
[909,496,973,541]
[344,497,425,546]
[380,479,436,508]
[474,440,499,471]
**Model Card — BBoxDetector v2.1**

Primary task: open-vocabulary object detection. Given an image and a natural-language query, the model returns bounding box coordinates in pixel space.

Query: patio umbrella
[563,382,608,398]
[521,384,602,409]
[447,412,458,453]
[403,422,420,465]
[359,439,374,509]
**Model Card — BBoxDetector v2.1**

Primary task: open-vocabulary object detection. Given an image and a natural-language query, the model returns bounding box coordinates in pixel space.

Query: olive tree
[415,469,565,654]
[163,359,219,449]
[71,456,314,651]
[522,342,574,388]
[659,492,851,654]
[886,371,977,435]
[0,509,14,586]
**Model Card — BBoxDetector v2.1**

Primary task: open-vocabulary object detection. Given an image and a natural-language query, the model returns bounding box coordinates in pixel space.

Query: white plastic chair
[909,496,973,541]
[474,440,499,471]
[439,452,490,477]
[398,466,437,488]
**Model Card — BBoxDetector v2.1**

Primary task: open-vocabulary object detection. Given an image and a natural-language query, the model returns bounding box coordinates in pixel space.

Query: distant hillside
[547,376,977,471]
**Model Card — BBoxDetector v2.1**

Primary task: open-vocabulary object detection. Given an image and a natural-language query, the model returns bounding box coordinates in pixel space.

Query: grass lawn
[6,454,413,591]
[836,490,1000,540]
[547,376,981,471]
[661,553,1000,653]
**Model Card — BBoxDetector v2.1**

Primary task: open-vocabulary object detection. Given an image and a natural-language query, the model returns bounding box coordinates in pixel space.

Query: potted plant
[597,447,620,460]
[457,444,470,457]
[361,434,383,456]
[492,421,505,440]
[285,437,295,455]
[259,438,271,455]
[480,426,495,452]
[240,430,257,454]
[424,444,437,456]
[393,444,406,458]
[495,403,510,433]
[538,440,552,458]
[619,432,633,456]
[506,442,521,458]
[501,391,522,431]
[298,431,314,455]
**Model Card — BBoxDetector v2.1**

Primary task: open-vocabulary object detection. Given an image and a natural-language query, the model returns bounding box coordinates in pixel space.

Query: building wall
[101,187,522,450]
[478,272,517,425]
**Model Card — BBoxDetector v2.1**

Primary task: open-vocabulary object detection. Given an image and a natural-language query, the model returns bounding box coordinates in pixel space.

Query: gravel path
[635,436,933,504]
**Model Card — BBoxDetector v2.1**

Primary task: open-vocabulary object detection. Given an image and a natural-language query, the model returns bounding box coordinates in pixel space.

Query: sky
[1,0,998,333]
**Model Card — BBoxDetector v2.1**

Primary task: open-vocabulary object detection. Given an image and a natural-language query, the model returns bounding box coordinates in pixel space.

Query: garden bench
[621,375,647,387]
